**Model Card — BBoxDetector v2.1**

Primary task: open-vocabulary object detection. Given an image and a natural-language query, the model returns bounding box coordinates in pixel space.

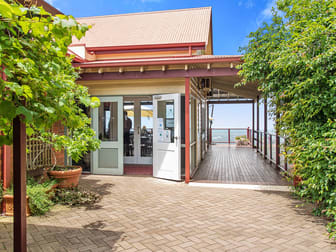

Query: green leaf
[0,1,13,18]
[0,135,11,146]
[0,100,16,119]
[22,85,33,99]
[16,106,34,122]
[26,127,34,137]
[90,97,100,108]
[18,21,30,34]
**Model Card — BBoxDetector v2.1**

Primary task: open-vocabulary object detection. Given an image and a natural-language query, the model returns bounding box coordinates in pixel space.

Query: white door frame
[124,96,153,165]
[92,96,124,175]
[153,93,181,181]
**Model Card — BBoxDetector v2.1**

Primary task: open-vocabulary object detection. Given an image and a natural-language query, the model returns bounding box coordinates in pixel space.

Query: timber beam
[79,68,239,81]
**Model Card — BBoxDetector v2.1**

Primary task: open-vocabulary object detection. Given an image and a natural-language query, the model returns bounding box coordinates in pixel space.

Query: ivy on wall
[239,0,336,238]
[0,0,100,161]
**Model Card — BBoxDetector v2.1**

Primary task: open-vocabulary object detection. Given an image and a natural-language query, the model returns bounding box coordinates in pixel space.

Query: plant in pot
[235,135,249,146]
[48,164,83,188]
[42,128,100,188]
[235,136,242,145]
[3,178,57,216]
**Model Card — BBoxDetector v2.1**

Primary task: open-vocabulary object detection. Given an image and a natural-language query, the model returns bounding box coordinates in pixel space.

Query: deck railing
[252,130,288,172]
[209,128,288,172]
[210,128,252,144]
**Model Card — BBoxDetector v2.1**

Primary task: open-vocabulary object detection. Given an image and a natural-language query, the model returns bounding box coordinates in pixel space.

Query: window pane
[157,100,174,143]
[123,102,134,156]
[98,102,118,141]
[141,101,153,157]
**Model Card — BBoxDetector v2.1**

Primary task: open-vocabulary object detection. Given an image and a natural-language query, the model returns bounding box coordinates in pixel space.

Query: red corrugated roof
[72,7,212,49]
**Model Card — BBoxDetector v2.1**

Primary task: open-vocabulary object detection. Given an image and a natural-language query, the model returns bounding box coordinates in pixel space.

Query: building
[70,7,259,182]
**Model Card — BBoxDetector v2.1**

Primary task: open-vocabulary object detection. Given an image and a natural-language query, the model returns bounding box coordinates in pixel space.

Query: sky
[47,0,276,130]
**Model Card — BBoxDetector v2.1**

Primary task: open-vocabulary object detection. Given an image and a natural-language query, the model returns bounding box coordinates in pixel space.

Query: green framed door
[92,96,124,175]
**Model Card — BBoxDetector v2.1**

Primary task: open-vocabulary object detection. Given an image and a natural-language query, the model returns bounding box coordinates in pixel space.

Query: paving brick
[0,175,335,251]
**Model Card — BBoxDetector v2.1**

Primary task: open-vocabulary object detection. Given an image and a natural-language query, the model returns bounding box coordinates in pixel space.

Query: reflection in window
[123,102,134,156]
[141,101,153,157]
[98,102,118,141]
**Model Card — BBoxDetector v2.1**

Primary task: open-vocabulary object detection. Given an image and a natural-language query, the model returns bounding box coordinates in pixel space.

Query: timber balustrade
[209,128,289,172]
[253,130,288,172]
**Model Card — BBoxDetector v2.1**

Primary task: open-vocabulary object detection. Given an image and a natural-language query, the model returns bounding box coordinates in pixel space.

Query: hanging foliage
[239,0,336,238]
[0,0,100,161]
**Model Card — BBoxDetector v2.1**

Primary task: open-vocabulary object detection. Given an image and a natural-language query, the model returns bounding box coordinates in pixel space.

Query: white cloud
[238,0,255,9]
[45,0,55,4]
[256,0,276,26]
[262,0,276,18]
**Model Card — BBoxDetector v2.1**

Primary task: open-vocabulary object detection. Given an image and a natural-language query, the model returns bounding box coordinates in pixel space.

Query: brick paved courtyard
[1,175,336,251]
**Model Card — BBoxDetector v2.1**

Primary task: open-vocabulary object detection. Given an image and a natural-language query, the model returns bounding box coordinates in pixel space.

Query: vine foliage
[239,0,336,238]
[0,0,100,161]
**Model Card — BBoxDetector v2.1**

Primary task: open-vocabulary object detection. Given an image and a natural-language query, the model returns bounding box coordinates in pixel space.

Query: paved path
[1,175,335,251]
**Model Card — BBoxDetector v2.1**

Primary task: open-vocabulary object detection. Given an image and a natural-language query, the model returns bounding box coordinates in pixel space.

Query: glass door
[153,94,181,180]
[92,96,124,175]
[123,102,135,164]
[124,97,153,165]
[140,101,153,164]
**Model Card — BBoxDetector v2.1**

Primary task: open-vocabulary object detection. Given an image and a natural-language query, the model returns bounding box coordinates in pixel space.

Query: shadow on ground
[79,176,115,196]
[0,222,123,251]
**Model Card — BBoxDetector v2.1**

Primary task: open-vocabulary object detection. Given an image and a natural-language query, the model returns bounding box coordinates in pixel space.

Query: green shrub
[27,178,56,216]
[6,178,57,216]
[53,187,101,206]
[239,0,336,239]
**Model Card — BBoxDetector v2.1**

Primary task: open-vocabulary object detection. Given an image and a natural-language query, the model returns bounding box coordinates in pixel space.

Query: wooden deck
[192,144,288,185]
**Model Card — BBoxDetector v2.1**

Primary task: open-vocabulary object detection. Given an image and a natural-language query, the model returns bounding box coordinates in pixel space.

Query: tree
[239,0,336,238]
[0,0,100,162]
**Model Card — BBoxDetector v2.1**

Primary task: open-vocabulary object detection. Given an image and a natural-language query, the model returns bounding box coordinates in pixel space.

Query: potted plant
[235,136,242,145]
[38,126,100,189]
[3,186,30,217]
[3,178,56,216]
[235,135,250,146]
[48,165,82,188]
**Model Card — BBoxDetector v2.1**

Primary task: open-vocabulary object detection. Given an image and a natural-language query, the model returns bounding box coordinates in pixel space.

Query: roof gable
[73,7,212,49]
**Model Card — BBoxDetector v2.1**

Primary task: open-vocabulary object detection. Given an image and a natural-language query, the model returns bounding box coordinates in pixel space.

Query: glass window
[98,102,118,141]
[157,100,174,143]
[141,102,153,157]
[123,102,134,156]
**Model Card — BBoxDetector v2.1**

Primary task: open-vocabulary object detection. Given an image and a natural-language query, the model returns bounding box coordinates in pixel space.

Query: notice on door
[158,129,171,143]
[163,129,171,143]
[158,118,164,130]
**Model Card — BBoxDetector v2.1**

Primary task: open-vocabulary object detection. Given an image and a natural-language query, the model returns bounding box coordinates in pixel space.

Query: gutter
[85,42,206,52]
[73,56,243,68]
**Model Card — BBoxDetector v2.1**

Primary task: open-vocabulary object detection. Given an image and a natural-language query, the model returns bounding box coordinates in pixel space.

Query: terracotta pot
[48,166,82,188]
[3,195,30,216]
